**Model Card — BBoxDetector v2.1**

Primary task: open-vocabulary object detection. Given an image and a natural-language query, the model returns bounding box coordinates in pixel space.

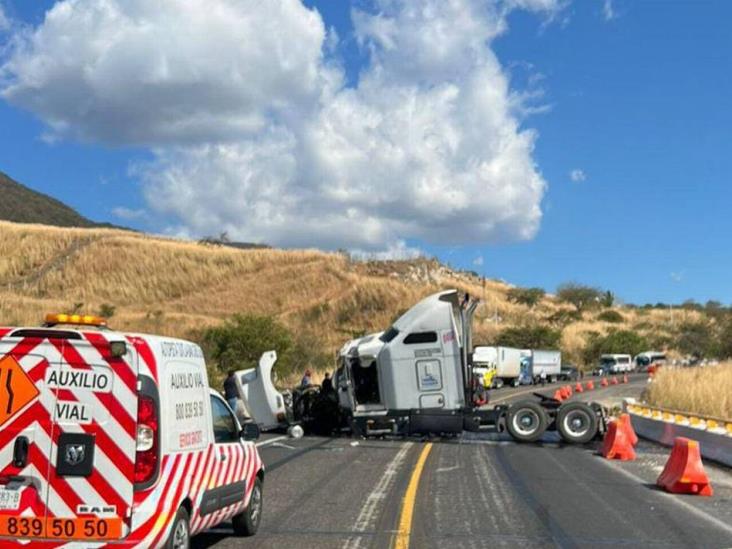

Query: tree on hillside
[675,321,719,358]
[715,319,732,359]
[506,287,545,308]
[556,283,603,312]
[495,325,561,350]
[582,329,648,365]
[199,314,330,386]
[600,290,615,308]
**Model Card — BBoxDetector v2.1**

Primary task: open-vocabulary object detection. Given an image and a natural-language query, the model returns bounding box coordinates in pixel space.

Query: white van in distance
[0,314,264,548]
[599,353,633,373]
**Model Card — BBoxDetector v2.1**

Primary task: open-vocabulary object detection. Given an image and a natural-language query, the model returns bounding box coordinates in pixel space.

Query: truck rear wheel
[506,401,548,443]
[556,402,598,444]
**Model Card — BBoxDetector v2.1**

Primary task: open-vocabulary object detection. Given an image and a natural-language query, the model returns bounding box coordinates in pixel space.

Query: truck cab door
[335,359,354,411]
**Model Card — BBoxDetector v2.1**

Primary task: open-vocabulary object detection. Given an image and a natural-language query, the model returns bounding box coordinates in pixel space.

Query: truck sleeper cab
[0,317,264,548]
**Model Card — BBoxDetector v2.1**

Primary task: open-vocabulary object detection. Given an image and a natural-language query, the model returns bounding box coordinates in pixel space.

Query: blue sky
[1,0,731,305]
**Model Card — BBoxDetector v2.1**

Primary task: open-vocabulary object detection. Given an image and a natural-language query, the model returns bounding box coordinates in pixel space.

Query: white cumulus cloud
[602,0,616,21]
[1,0,563,253]
[570,168,586,182]
[112,206,146,220]
[1,0,329,145]
[0,6,9,32]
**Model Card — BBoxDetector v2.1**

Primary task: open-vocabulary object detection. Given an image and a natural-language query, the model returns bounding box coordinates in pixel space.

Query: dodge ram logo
[64,444,85,466]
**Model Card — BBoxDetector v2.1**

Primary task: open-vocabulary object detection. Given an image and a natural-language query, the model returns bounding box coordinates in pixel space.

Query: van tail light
[134,394,159,486]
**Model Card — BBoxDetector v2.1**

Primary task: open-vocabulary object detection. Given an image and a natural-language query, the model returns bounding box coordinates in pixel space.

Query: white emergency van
[0,314,264,548]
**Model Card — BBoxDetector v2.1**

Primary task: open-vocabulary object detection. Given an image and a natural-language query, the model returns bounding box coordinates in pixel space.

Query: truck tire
[556,402,598,444]
[506,401,548,443]
[233,477,263,536]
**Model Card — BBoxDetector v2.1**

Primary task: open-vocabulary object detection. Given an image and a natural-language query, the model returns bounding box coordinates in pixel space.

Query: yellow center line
[393,442,433,549]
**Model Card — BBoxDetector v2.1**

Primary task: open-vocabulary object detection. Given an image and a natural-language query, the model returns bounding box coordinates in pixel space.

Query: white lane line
[343,442,413,549]
[597,456,732,537]
[256,435,289,448]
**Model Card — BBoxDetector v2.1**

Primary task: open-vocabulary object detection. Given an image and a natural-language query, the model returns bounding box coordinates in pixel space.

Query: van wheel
[165,507,190,549]
[557,402,598,444]
[233,477,263,536]
[506,401,548,443]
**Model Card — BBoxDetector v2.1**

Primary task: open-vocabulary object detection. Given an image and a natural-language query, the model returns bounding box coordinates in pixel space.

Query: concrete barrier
[623,399,732,468]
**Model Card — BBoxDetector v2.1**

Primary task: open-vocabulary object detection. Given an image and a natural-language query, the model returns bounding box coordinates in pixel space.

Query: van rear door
[0,333,57,540]
[43,334,138,542]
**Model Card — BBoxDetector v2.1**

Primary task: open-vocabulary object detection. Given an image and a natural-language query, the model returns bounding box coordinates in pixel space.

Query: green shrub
[506,287,545,308]
[199,314,329,387]
[98,303,116,318]
[556,283,604,312]
[545,309,583,327]
[582,329,648,365]
[495,325,561,350]
[675,321,719,358]
[597,310,624,323]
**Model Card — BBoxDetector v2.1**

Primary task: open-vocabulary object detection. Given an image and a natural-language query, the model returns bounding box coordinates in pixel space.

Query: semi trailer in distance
[524,349,562,384]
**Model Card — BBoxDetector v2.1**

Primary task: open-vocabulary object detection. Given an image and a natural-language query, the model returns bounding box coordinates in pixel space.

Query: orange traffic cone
[586,380,595,390]
[611,377,619,385]
[601,420,636,461]
[601,377,609,387]
[657,438,713,496]
[623,374,629,384]
[618,413,638,446]
[553,389,564,401]
[575,382,584,393]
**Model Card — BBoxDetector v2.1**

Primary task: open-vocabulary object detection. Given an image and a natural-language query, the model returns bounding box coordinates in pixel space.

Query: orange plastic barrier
[586,380,595,390]
[618,413,638,446]
[601,420,636,461]
[574,382,584,393]
[657,438,713,496]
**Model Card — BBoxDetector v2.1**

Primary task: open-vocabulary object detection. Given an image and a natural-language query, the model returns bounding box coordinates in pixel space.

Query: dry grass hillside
[645,364,732,420]
[0,220,690,368]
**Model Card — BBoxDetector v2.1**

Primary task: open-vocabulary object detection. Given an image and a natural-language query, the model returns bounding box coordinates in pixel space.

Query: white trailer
[473,346,523,387]
[528,350,562,383]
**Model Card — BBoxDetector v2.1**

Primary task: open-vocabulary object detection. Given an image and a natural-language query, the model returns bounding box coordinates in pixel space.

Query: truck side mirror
[240,422,260,441]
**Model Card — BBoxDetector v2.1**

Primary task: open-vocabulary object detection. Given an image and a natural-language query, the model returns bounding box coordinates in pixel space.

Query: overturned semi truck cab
[336,289,608,442]
[336,290,480,436]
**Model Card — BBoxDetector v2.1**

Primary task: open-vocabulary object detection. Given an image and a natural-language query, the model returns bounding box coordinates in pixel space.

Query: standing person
[321,371,334,394]
[540,370,547,386]
[224,371,238,411]
[300,369,312,388]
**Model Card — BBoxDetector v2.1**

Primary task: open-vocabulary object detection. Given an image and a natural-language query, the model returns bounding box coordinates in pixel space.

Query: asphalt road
[193,376,732,549]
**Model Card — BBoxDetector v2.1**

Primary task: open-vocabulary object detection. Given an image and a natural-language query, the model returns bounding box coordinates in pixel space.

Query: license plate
[0,489,20,511]
[0,516,122,540]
